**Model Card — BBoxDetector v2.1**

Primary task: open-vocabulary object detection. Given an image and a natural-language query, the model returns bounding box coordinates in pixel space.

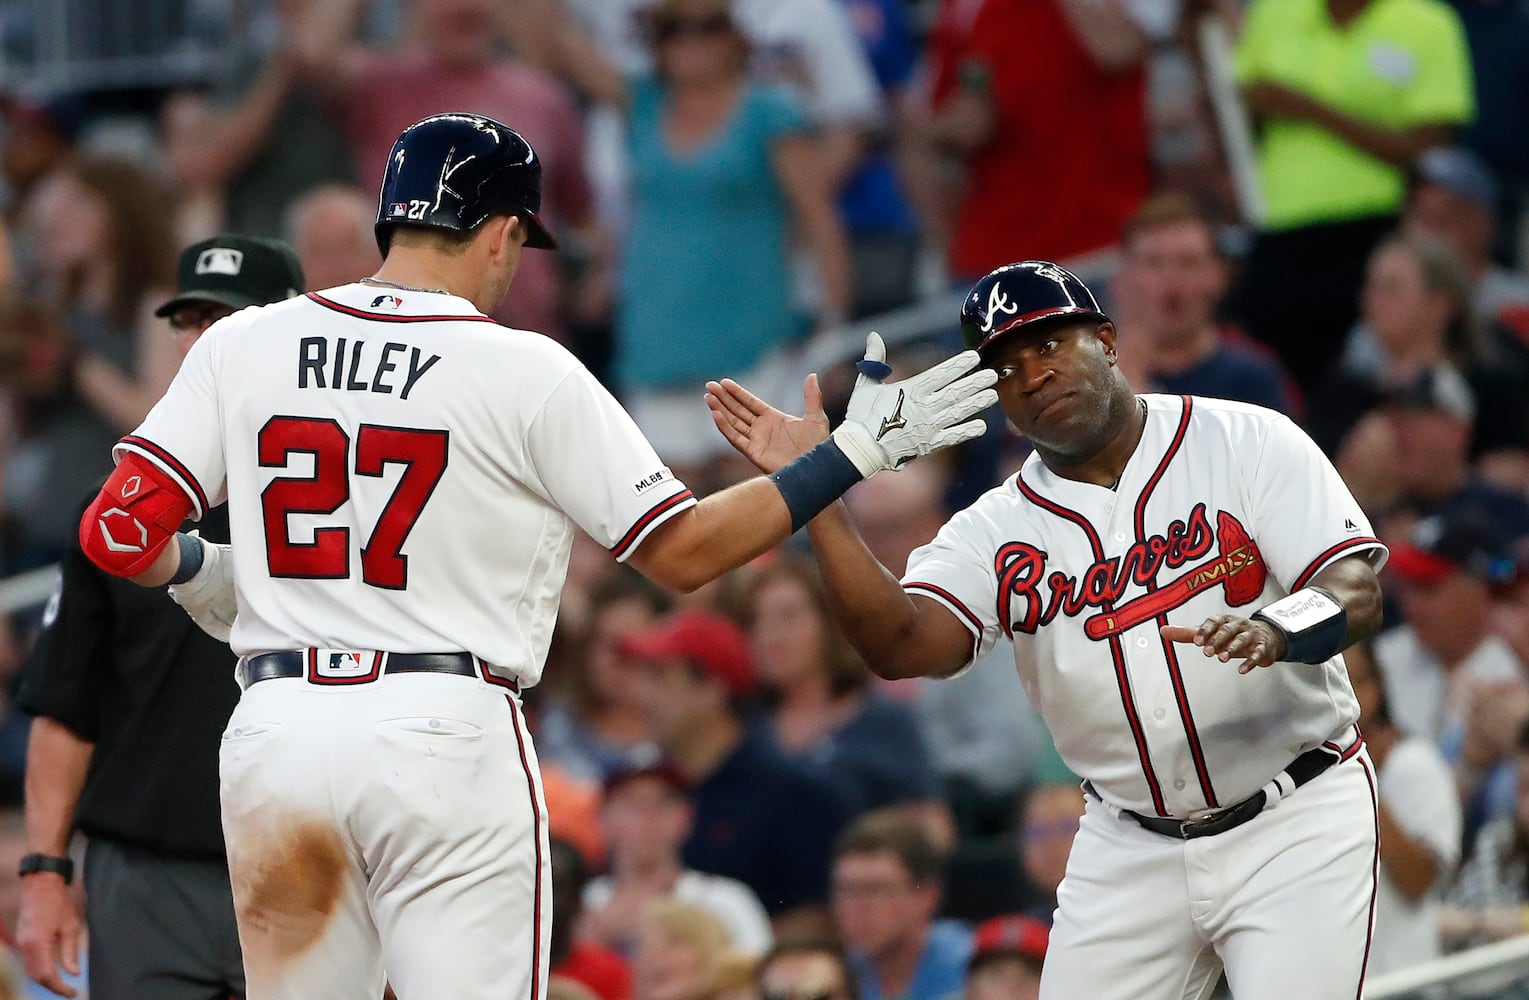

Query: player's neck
[1039,390,1148,489]
[370,254,478,306]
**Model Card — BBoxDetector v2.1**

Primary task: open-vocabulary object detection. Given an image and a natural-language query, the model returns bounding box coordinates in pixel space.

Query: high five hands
[706,332,998,478]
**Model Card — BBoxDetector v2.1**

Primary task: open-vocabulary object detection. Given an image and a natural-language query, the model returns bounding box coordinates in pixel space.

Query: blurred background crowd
[0,0,1527,996]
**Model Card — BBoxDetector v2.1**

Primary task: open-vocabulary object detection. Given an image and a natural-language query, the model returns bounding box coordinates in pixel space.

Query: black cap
[374,112,557,255]
[1384,365,1475,423]
[154,235,305,317]
[1388,506,1517,586]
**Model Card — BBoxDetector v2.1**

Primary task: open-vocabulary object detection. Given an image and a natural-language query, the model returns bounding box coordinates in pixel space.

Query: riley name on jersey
[297,335,442,399]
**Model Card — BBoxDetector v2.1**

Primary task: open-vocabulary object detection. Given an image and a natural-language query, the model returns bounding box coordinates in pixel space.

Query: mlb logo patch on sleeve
[632,468,674,497]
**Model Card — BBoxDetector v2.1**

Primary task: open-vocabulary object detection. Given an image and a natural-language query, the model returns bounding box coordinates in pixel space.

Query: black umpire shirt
[18,489,239,860]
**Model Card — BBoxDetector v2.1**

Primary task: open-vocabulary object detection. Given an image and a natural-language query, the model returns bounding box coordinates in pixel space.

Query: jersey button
[1153,709,1166,721]
[1136,637,1150,648]
[1174,779,1187,790]
[1114,531,1127,542]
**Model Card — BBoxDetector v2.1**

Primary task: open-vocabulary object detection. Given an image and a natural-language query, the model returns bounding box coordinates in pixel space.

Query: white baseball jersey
[904,394,1388,818]
[115,283,695,687]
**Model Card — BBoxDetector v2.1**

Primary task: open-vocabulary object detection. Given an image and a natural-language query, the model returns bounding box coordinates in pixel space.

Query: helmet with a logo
[959,261,1110,353]
[374,112,558,256]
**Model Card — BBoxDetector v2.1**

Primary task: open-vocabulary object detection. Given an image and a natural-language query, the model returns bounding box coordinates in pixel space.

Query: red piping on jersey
[904,582,984,663]
[503,691,545,1000]
[119,434,210,514]
[1292,537,1383,591]
[1017,475,1169,817]
[1356,755,1380,1000]
[1322,731,1365,763]
[610,491,695,560]
[1133,397,1219,809]
[305,291,500,323]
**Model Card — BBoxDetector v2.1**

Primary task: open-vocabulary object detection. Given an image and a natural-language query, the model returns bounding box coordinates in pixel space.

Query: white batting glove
[831,333,998,476]
[168,532,237,643]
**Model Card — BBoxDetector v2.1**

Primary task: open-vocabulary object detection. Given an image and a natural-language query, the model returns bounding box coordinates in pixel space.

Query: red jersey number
[259,416,448,589]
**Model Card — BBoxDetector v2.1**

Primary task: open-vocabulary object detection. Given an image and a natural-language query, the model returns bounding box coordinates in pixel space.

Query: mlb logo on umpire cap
[195,247,244,276]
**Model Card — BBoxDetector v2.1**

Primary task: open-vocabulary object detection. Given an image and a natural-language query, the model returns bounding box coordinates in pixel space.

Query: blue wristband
[1251,586,1348,664]
[168,533,205,585]
[770,439,865,533]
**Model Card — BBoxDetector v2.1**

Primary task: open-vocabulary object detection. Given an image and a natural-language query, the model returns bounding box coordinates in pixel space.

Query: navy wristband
[1251,586,1348,664]
[168,533,205,585]
[770,439,865,532]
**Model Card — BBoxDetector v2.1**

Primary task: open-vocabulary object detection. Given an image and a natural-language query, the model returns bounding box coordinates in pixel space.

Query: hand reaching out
[705,374,829,475]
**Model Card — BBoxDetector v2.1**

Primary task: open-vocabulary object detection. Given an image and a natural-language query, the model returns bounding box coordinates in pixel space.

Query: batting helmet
[374,112,558,256]
[959,261,1110,353]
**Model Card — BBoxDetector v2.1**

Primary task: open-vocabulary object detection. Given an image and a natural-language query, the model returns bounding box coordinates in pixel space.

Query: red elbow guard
[79,453,195,577]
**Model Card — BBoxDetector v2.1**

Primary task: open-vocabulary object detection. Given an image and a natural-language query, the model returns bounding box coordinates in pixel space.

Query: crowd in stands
[2,0,1529,996]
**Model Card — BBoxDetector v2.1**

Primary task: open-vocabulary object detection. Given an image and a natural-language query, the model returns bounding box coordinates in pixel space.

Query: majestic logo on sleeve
[996,505,1267,638]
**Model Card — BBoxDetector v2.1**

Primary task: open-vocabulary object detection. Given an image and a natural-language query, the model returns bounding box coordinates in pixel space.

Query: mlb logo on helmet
[388,202,410,218]
[195,247,244,276]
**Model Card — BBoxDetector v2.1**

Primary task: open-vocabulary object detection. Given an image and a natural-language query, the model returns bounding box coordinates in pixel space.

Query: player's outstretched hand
[831,332,997,477]
[1161,616,1287,675]
[168,532,237,642]
[706,373,830,475]
[16,870,83,997]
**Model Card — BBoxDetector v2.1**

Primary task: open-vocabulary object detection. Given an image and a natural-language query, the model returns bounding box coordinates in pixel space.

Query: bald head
[287,185,381,291]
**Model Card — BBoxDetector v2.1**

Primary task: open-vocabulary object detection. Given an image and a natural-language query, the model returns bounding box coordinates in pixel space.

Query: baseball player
[70,111,996,1000]
[707,260,1389,999]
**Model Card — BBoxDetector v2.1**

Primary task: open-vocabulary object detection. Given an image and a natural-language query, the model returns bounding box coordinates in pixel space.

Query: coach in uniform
[15,235,304,999]
[709,260,1389,999]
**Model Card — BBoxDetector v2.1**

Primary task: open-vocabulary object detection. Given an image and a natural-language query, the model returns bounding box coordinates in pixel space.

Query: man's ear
[1096,321,1119,360]
[486,215,521,261]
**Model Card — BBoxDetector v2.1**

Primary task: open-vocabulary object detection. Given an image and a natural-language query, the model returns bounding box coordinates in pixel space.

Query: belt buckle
[308,648,383,685]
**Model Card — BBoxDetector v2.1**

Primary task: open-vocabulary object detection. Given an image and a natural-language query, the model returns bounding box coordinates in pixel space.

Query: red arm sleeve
[79,452,195,578]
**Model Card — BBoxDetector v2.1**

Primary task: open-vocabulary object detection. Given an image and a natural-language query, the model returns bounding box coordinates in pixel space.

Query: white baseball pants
[218,670,551,1000]
[1041,754,1379,1000]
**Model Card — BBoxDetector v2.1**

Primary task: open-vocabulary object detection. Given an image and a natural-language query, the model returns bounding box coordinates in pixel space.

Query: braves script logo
[980,284,1018,333]
[994,505,1267,638]
[878,390,908,440]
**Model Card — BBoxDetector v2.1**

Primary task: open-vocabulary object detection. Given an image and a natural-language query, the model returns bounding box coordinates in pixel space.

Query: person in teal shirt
[554,0,852,473]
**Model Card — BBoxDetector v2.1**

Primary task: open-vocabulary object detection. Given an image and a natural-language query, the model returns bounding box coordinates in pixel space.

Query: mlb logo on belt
[308,648,383,685]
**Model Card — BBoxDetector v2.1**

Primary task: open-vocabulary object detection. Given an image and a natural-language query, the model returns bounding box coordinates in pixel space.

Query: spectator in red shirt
[914,0,1152,279]
[297,0,597,346]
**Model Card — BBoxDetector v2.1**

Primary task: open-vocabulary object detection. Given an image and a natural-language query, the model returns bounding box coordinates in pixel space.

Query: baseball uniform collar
[1018,394,1182,509]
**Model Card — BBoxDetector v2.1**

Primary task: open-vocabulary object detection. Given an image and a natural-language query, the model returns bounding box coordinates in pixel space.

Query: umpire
[14,235,304,999]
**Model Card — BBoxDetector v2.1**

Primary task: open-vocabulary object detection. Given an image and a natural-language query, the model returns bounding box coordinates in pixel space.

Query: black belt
[244,650,478,687]
[1111,740,1359,840]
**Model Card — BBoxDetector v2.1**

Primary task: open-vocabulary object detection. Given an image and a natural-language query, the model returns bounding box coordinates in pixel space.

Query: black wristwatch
[18,853,74,884]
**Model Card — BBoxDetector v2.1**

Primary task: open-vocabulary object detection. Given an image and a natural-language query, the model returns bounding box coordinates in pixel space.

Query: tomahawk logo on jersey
[903,394,1386,818]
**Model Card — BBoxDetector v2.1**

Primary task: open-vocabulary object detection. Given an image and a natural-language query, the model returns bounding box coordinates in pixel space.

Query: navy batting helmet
[959,261,1110,353]
[374,112,558,256]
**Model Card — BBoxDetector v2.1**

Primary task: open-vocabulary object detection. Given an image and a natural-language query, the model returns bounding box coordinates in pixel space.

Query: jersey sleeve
[525,366,696,562]
[901,508,1004,666]
[1246,413,1387,592]
[111,319,230,519]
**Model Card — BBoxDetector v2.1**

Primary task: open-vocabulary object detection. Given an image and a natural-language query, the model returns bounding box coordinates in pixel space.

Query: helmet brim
[520,211,558,250]
[965,306,1110,353]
